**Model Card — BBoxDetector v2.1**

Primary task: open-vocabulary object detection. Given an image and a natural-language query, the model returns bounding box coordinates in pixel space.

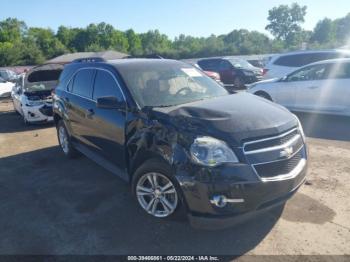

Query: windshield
[117,62,229,107]
[228,58,254,69]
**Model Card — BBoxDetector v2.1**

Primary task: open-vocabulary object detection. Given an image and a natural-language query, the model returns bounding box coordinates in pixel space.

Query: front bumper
[23,104,53,123]
[176,147,308,229]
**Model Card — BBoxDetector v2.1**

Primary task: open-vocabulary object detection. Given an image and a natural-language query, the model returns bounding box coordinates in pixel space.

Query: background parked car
[193,63,222,84]
[11,63,63,124]
[197,57,263,91]
[0,77,15,98]
[0,69,19,83]
[247,59,265,68]
[264,49,350,79]
[248,58,350,117]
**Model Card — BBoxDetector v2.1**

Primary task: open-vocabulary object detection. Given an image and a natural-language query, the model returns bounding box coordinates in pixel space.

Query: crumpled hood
[152,93,297,146]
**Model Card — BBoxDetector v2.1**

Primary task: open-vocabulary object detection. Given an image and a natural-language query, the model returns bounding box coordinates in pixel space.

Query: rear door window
[71,69,95,99]
[93,70,124,101]
[286,64,328,82]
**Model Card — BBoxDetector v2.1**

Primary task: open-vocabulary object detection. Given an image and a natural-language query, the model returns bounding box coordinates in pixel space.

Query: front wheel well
[128,151,169,180]
[53,113,62,126]
[254,91,272,101]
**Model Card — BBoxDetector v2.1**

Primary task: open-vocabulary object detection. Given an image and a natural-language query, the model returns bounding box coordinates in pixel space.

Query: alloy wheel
[58,126,69,154]
[136,172,178,218]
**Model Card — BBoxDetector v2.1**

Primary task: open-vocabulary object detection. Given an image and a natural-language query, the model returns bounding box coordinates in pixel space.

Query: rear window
[27,70,62,83]
[273,52,350,67]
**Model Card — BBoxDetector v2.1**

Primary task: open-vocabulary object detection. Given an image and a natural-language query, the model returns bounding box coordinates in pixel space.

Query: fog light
[211,195,227,208]
[210,195,245,208]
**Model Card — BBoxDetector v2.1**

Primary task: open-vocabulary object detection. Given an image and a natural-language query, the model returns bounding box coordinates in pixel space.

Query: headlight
[190,136,239,167]
[242,70,254,76]
[294,115,306,141]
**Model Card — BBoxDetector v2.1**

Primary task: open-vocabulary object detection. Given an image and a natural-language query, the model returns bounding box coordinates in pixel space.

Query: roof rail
[72,57,106,63]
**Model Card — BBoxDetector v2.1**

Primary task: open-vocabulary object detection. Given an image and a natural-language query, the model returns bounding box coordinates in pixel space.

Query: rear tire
[255,91,272,101]
[57,120,79,158]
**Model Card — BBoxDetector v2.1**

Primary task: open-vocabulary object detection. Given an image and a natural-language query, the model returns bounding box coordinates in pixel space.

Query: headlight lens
[190,136,239,166]
[295,115,306,141]
[242,70,254,76]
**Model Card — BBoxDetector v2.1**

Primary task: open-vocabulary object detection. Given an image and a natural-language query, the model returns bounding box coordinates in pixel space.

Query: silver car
[248,58,350,117]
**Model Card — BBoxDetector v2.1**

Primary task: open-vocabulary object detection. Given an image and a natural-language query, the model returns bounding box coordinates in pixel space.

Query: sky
[1,0,349,39]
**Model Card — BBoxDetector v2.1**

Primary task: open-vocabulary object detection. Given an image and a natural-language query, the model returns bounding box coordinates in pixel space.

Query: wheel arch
[254,90,273,101]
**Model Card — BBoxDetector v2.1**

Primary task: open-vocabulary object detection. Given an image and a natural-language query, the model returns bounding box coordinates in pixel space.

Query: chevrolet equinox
[53,58,307,229]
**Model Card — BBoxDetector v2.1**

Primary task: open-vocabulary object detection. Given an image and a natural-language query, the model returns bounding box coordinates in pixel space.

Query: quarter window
[71,69,95,98]
[93,70,123,101]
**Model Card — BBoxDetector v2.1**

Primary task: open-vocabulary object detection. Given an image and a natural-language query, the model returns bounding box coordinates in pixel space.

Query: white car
[11,64,63,124]
[264,49,350,80]
[0,77,15,97]
[248,58,350,117]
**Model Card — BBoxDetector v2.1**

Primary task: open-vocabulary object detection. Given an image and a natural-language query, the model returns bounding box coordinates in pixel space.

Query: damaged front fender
[126,113,191,179]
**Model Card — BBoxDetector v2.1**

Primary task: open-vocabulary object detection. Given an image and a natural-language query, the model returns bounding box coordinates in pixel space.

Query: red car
[193,63,222,84]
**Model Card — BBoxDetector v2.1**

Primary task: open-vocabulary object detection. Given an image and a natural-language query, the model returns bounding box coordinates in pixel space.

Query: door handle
[86,108,94,118]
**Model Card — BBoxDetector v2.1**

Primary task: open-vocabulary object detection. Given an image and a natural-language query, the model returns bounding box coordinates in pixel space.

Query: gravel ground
[0,98,349,256]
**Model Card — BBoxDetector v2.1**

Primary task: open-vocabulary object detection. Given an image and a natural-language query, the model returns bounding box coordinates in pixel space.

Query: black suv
[198,57,263,91]
[53,58,307,229]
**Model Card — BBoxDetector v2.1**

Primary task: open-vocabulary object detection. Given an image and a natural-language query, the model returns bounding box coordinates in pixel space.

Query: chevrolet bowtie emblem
[280,146,294,158]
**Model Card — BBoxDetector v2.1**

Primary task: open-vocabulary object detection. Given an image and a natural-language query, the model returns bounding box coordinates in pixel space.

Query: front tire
[132,160,182,219]
[57,120,79,158]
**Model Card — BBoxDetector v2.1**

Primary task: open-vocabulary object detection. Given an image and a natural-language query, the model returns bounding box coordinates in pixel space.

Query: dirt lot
[0,98,349,256]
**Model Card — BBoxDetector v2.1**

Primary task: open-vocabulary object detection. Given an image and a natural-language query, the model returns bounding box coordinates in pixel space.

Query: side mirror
[96,96,126,110]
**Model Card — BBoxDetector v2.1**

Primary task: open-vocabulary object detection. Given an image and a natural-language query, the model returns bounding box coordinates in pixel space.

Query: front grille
[253,150,303,178]
[244,129,299,152]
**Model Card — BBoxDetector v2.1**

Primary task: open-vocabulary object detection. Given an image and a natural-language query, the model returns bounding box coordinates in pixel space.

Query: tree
[0,18,27,43]
[311,18,336,44]
[126,29,142,56]
[57,26,80,51]
[140,30,172,55]
[266,3,307,42]
[334,13,350,45]
[28,27,66,59]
